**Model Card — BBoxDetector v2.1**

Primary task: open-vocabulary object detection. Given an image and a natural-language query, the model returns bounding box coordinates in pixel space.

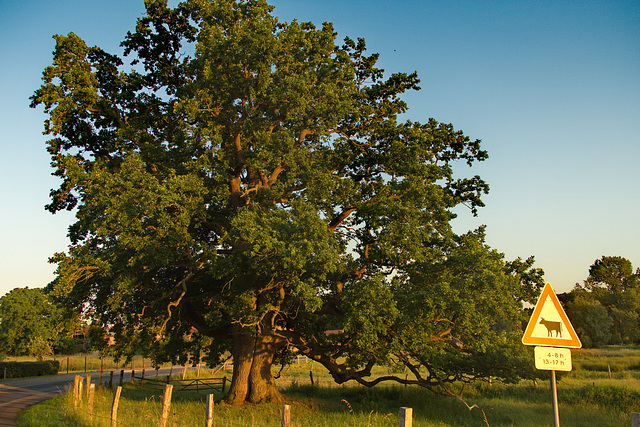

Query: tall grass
[18,348,640,426]
[573,345,640,372]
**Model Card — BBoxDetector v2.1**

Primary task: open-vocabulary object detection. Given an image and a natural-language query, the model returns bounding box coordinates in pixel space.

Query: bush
[567,303,613,348]
[0,360,60,378]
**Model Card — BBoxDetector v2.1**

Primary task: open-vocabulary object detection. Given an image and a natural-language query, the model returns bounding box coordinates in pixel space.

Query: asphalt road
[0,367,178,426]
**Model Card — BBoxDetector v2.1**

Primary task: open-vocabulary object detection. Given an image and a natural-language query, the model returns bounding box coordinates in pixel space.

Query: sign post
[522,283,581,427]
[550,370,560,427]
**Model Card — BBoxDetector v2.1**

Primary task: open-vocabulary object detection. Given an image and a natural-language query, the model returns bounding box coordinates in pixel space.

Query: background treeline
[559,256,640,348]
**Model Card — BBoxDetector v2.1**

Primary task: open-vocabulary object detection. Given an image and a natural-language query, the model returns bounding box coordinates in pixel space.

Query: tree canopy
[0,287,77,358]
[32,0,543,404]
[566,256,640,345]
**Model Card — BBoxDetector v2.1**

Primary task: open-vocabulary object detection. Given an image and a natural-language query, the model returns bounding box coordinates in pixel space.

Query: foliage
[0,287,78,358]
[567,303,613,348]
[586,256,639,294]
[564,288,613,348]
[31,0,543,404]
[566,256,640,345]
[0,360,60,378]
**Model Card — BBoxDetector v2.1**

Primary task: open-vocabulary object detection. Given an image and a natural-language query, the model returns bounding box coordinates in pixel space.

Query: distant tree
[564,287,613,348]
[586,256,639,294]
[608,294,640,343]
[0,287,77,359]
[31,0,544,404]
[579,256,640,343]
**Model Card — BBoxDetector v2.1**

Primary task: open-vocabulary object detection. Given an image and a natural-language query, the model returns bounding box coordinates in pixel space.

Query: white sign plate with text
[534,346,572,371]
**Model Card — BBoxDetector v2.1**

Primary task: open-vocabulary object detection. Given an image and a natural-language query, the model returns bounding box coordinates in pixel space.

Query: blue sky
[0,0,638,297]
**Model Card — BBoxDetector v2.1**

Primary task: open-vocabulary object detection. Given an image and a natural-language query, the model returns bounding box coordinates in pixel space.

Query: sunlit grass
[18,348,640,426]
[573,345,640,372]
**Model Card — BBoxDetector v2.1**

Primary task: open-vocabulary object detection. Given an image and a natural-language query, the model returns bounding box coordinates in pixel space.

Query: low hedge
[0,360,60,379]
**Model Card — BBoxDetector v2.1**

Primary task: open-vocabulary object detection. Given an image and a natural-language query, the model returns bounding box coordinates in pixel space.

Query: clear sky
[0,0,638,297]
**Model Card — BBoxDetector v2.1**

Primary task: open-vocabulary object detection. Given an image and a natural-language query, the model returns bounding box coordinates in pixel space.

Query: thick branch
[297,128,312,146]
[329,207,356,232]
[158,270,193,335]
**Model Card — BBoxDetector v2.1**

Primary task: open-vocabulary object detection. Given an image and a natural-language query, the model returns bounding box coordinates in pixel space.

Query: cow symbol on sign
[539,318,563,337]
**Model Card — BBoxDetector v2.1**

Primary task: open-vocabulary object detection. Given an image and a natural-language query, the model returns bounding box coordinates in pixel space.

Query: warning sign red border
[522,282,582,348]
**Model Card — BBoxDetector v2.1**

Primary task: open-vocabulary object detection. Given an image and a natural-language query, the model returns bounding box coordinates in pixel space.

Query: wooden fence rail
[130,374,228,393]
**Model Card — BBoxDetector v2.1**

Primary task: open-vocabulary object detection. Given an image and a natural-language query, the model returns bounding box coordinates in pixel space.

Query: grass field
[16,346,640,426]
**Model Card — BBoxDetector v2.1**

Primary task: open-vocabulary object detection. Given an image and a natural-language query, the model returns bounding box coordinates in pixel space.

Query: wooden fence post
[119,369,124,386]
[399,407,413,427]
[98,370,104,388]
[111,386,122,427]
[109,370,114,388]
[86,374,91,397]
[631,412,640,427]
[222,377,227,393]
[205,394,214,427]
[87,383,95,420]
[72,375,78,407]
[281,404,291,427]
[73,375,81,409]
[131,369,135,383]
[78,379,84,406]
[160,384,173,427]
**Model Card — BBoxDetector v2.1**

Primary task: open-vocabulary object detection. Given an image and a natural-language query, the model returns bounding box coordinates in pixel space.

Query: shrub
[0,360,60,378]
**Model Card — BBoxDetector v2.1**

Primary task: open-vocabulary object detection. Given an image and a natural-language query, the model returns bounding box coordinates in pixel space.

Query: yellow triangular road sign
[522,282,582,348]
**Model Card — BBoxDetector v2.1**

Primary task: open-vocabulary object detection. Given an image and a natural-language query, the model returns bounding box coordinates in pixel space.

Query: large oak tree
[32,0,543,404]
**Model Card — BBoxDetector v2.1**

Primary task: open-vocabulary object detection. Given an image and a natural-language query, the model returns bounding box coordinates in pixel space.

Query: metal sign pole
[550,370,560,427]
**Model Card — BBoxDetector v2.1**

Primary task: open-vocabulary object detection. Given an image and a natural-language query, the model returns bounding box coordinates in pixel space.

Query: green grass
[573,345,640,372]
[18,348,640,426]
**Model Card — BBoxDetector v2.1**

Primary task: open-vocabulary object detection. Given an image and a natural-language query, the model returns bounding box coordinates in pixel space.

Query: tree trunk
[223,326,284,405]
[247,332,283,403]
[224,328,253,404]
